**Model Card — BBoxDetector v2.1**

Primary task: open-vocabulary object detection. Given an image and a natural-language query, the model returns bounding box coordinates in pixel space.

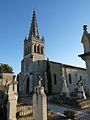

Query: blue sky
[0,0,90,74]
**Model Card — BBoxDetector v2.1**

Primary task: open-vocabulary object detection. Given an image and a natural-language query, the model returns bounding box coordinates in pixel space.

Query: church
[18,10,89,100]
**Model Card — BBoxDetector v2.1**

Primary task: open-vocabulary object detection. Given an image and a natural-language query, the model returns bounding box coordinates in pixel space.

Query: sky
[0,0,90,74]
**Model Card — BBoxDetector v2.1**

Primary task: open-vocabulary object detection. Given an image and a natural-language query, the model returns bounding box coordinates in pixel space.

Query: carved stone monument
[79,25,90,96]
[7,79,18,120]
[33,75,47,120]
[77,80,86,100]
[61,67,70,98]
[61,77,70,98]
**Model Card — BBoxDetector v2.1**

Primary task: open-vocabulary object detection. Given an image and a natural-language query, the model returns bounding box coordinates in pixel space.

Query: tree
[46,58,52,95]
[0,64,13,73]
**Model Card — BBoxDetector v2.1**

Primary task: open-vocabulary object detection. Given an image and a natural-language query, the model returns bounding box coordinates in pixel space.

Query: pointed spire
[29,10,39,39]
[81,25,89,43]
[83,25,90,39]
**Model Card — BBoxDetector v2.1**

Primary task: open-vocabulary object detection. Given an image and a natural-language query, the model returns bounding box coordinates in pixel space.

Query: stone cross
[33,75,47,120]
[7,81,17,120]
[38,75,42,87]
[77,80,86,99]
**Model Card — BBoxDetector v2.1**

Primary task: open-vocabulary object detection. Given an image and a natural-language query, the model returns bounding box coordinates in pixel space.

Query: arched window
[26,78,29,94]
[80,75,82,80]
[69,74,72,84]
[37,45,40,53]
[41,46,43,54]
[53,74,57,85]
[34,44,36,53]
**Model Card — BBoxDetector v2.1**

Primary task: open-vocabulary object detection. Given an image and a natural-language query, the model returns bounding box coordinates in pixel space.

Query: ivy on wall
[46,58,52,95]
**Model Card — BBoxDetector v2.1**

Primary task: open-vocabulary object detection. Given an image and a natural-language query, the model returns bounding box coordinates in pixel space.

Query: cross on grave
[38,75,42,87]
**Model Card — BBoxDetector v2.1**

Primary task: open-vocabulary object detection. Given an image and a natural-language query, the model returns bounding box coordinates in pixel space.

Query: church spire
[29,10,39,39]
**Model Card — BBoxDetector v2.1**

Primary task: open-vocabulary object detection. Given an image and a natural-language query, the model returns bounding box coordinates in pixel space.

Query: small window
[54,74,57,85]
[75,74,77,81]
[34,45,36,53]
[37,45,40,53]
[69,74,72,84]
[80,76,82,80]
[41,46,43,54]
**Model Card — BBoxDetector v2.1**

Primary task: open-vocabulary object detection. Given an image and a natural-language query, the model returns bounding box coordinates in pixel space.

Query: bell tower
[79,25,90,95]
[24,10,45,62]
[20,10,45,95]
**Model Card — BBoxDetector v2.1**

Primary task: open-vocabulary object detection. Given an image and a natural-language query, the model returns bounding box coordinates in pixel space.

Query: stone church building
[19,11,89,98]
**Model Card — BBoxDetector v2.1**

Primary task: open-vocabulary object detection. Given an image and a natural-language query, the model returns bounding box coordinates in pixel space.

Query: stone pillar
[13,80,18,102]
[85,60,90,94]
[61,78,70,98]
[61,67,70,98]
[33,76,47,120]
[79,25,90,96]
[77,80,86,100]
[13,80,18,94]
[79,55,90,95]
[7,82,17,120]
[77,89,86,100]
[33,88,38,120]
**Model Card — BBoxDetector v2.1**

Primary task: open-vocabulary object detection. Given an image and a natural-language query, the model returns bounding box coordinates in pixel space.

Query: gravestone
[7,79,18,120]
[33,75,47,120]
[77,80,86,100]
[61,76,70,98]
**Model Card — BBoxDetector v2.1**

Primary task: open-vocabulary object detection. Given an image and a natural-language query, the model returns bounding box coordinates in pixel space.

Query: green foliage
[0,90,7,119]
[46,58,52,95]
[0,90,8,105]
[0,64,13,73]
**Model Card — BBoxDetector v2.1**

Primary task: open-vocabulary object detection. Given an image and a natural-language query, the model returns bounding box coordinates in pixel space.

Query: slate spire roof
[29,10,39,39]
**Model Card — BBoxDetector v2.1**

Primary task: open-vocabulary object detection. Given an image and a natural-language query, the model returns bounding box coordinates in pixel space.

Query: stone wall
[19,59,88,98]
[49,62,63,94]
[62,65,87,93]
[0,73,13,85]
